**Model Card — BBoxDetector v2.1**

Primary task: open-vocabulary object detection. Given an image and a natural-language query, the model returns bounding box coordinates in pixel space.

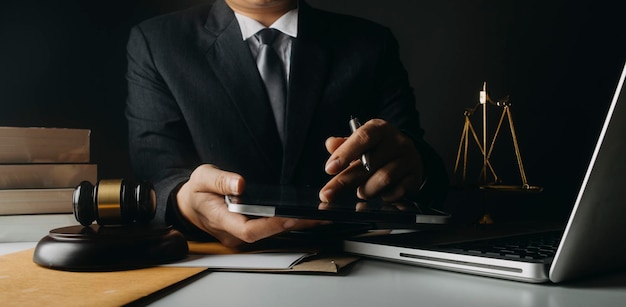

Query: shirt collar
[234,8,299,41]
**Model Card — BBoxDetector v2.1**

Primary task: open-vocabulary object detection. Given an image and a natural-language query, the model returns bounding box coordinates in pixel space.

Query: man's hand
[177,164,323,248]
[320,119,424,202]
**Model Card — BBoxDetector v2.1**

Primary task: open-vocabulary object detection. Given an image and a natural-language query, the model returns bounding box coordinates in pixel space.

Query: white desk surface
[3,242,626,307]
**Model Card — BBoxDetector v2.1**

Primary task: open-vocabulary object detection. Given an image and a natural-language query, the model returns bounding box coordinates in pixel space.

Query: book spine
[0,164,97,189]
[0,188,75,215]
[0,127,90,163]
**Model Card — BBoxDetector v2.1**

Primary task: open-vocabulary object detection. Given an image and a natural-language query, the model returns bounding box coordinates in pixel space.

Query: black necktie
[255,28,287,144]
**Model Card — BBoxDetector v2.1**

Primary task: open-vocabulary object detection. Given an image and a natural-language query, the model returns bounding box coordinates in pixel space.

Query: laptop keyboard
[440,231,562,261]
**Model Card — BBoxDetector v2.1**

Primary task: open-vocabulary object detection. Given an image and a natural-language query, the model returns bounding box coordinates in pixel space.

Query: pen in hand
[349,116,371,172]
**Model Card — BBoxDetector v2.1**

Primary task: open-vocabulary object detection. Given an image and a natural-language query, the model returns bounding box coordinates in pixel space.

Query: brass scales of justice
[454,82,543,193]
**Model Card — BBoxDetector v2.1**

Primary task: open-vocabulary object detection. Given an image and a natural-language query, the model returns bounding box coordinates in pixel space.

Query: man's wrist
[399,130,449,208]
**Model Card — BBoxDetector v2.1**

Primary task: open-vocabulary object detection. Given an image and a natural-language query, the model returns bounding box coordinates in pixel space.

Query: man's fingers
[358,158,413,199]
[381,176,421,202]
[319,162,369,202]
[325,137,347,154]
[220,213,325,243]
[180,165,332,246]
[190,194,323,245]
[283,219,332,231]
[190,164,245,196]
[325,119,388,175]
[211,218,329,248]
[215,209,286,243]
[213,201,320,243]
[355,201,369,212]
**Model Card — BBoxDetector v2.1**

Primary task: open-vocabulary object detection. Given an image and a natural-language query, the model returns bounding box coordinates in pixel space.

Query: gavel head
[73,179,157,226]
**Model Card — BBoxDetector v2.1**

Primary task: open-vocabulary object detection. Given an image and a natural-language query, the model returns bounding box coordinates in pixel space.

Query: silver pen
[349,116,371,172]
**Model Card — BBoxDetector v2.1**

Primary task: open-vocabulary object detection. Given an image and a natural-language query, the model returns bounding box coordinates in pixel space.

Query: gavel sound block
[33,179,188,271]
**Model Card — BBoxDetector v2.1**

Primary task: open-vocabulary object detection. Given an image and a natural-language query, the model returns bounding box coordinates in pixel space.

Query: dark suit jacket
[126,0,448,233]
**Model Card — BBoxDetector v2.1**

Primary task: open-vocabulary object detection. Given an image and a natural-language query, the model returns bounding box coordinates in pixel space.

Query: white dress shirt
[234,9,298,81]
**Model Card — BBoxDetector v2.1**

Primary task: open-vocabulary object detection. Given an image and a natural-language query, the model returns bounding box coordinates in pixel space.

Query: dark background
[1,0,624,221]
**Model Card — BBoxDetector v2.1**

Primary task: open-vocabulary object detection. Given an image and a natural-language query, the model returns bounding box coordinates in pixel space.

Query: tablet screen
[226,184,451,225]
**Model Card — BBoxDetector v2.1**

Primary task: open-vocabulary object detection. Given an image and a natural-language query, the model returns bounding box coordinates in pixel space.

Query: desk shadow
[557,270,626,289]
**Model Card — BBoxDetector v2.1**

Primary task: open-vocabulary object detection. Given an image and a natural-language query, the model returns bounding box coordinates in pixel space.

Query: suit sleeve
[375,29,449,208]
[125,25,198,225]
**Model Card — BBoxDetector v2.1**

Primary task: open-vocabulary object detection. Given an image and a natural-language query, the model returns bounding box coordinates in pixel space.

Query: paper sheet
[180,242,360,273]
[164,252,313,270]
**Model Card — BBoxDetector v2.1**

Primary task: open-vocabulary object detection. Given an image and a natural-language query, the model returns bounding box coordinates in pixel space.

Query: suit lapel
[281,3,330,183]
[202,0,283,174]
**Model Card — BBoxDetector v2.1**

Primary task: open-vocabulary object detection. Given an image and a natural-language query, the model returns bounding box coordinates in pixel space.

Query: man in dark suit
[126,0,447,246]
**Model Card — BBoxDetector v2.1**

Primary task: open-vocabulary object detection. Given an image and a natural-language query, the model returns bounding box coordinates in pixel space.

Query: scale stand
[453,83,543,223]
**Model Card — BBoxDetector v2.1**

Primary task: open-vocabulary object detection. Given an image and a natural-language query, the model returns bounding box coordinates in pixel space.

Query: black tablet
[225,184,451,226]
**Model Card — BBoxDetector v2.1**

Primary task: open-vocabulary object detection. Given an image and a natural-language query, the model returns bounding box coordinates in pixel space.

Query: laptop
[344,62,626,283]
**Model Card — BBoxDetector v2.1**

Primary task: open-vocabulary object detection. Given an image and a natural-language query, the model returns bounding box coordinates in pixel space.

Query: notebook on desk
[344,62,626,283]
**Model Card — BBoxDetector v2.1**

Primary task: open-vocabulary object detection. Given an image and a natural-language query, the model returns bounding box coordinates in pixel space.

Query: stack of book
[0,127,97,242]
